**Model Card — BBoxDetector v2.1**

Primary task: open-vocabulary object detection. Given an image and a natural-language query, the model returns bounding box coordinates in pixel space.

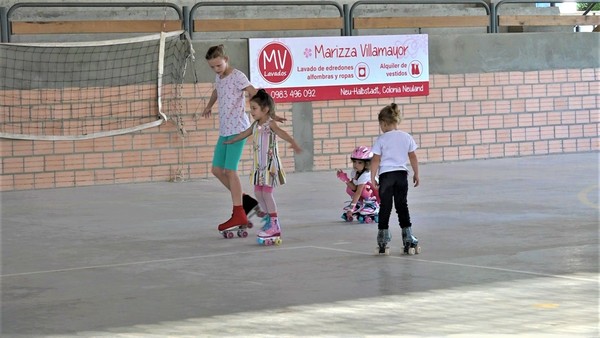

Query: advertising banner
[248,35,429,102]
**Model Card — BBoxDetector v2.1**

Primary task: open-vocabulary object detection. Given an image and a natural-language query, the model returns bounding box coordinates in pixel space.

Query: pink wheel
[365,216,373,223]
[238,230,248,238]
[226,231,234,239]
[247,222,253,229]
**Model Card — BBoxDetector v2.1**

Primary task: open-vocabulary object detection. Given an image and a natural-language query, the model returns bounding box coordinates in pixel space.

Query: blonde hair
[378,103,403,125]
[205,44,226,60]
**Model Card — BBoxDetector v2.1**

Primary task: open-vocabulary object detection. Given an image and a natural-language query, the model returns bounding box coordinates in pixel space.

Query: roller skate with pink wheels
[218,204,252,239]
[220,226,251,239]
[402,227,421,255]
[357,198,379,224]
[257,217,282,246]
[342,199,379,223]
[219,194,263,239]
[341,201,361,222]
[376,229,391,255]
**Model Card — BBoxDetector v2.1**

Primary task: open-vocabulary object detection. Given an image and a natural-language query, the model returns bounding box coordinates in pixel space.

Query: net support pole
[0,30,184,141]
[157,31,168,122]
[0,7,8,42]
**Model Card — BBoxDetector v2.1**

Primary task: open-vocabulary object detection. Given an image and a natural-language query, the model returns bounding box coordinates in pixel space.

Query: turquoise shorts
[212,135,247,171]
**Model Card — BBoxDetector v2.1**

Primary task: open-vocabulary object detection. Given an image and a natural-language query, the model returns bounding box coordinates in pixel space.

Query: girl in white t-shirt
[371,103,421,255]
[336,146,380,223]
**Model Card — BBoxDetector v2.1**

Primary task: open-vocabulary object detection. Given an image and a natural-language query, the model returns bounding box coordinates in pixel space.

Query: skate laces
[259,218,280,237]
[343,201,362,212]
[361,199,379,213]
[260,214,271,231]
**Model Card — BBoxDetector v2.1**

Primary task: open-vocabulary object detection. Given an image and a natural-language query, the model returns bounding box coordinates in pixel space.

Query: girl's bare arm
[408,151,420,187]
[223,126,252,144]
[370,154,381,189]
[351,184,366,206]
[269,121,302,153]
[202,89,218,118]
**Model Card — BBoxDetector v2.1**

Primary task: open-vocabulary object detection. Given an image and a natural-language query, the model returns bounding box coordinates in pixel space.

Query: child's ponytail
[379,102,402,124]
[251,89,276,117]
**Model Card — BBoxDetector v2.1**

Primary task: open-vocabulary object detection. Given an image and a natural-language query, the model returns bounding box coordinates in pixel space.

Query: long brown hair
[205,44,226,60]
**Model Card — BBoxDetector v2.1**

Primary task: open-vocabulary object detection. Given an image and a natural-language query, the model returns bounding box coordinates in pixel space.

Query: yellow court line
[577,184,599,210]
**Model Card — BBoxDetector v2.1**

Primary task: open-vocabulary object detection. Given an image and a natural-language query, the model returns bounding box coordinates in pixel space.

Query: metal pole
[343,4,350,36]
[0,7,8,42]
[182,6,190,34]
[490,4,496,33]
[7,2,183,20]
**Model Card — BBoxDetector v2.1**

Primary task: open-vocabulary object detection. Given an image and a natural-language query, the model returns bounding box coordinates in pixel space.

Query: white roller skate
[402,227,421,255]
[357,198,379,224]
[257,217,282,246]
[341,201,361,222]
[376,229,391,255]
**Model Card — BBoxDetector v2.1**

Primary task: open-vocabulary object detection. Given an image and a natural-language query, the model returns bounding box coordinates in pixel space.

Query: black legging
[378,170,412,230]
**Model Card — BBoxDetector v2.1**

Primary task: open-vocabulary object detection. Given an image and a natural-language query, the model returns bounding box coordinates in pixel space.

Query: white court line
[309,245,599,283]
[2,244,597,284]
[0,245,314,278]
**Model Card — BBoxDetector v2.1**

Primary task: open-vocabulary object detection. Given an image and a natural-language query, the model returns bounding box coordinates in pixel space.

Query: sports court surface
[2,152,598,337]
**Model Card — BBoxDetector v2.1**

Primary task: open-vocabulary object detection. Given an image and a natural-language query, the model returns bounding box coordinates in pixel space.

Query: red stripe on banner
[264,82,429,103]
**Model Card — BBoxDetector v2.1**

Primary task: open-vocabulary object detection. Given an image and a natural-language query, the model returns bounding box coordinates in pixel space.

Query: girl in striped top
[225,89,302,242]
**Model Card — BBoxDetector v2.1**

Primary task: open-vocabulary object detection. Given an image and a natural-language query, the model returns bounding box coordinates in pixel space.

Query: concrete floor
[1,153,598,337]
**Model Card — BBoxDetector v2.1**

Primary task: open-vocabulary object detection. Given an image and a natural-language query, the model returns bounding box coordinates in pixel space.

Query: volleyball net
[0,30,194,141]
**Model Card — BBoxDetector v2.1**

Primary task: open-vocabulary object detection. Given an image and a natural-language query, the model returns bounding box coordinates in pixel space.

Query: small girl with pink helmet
[336,146,380,223]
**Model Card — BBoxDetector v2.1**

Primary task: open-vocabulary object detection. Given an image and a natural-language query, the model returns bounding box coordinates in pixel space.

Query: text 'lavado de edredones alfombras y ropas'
[312,44,409,58]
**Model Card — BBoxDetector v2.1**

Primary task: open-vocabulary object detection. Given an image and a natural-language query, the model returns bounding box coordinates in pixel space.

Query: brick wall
[312,68,599,170]
[1,68,598,191]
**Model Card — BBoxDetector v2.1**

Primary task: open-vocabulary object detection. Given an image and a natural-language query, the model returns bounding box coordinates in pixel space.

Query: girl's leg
[261,185,277,215]
[253,185,268,217]
[224,169,243,206]
[216,136,248,231]
[257,185,281,237]
[222,135,246,206]
[345,186,354,198]
[211,137,231,189]
[254,185,271,230]
[394,171,421,255]
[392,171,419,254]
[377,172,394,230]
[392,171,412,228]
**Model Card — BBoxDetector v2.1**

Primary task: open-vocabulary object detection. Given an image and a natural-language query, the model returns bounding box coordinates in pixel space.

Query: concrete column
[291,102,314,172]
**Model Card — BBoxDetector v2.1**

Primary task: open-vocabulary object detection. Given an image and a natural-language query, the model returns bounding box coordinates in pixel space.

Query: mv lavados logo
[258,42,293,84]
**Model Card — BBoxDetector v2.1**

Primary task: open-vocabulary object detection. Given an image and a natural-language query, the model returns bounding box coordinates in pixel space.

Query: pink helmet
[350,146,373,161]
